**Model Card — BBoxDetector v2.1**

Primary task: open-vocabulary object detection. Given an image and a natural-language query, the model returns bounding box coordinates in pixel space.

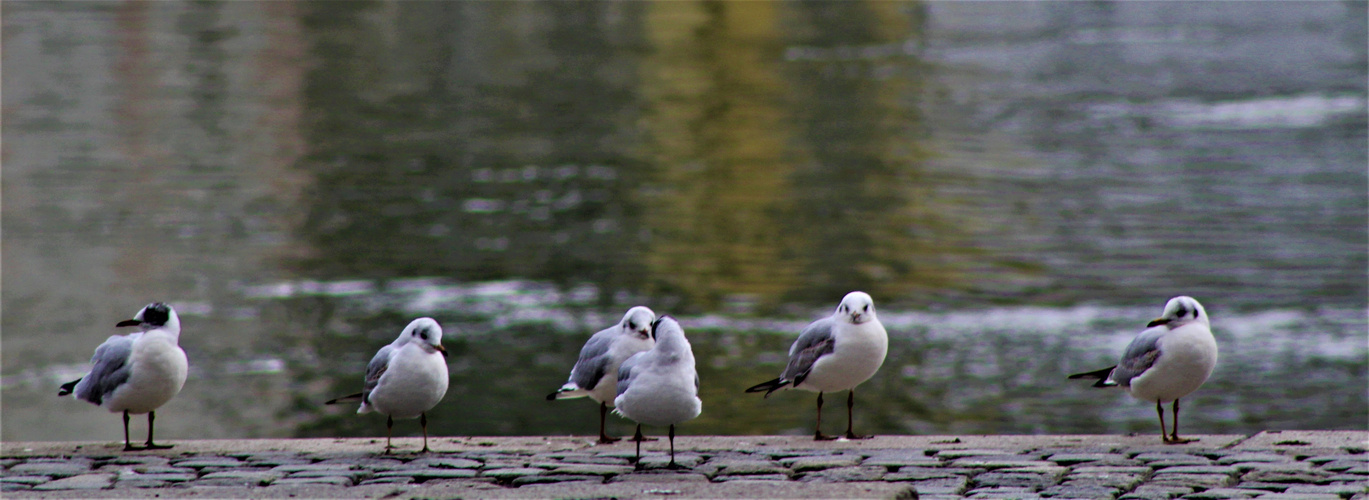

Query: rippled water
[3,1,1365,442]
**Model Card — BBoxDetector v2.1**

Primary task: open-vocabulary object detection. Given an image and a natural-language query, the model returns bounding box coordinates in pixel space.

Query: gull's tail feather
[325,393,364,405]
[57,378,82,397]
[548,382,588,401]
[1067,366,1119,388]
[744,378,789,398]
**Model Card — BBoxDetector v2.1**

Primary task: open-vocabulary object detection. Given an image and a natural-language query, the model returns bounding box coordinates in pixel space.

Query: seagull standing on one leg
[1069,296,1219,444]
[546,306,655,444]
[745,291,889,441]
[59,303,189,451]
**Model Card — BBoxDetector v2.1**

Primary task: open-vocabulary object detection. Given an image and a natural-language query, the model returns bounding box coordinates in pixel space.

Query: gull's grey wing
[616,351,648,398]
[781,317,837,386]
[362,344,396,403]
[1110,327,1166,386]
[569,329,615,391]
[74,334,136,406]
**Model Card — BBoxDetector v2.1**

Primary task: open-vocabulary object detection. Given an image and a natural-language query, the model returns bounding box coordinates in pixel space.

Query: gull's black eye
[863,304,869,312]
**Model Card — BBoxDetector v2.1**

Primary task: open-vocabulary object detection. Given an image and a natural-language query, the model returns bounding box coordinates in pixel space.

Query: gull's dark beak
[115,319,141,328]
[434,344,448,358]
[1146,317,1170,328]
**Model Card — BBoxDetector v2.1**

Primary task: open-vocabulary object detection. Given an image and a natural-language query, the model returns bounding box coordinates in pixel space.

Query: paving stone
[1,475,55,485]
[1,483,32,492]
[546,463,635,476]
[274,476,357,486]
[710,460,791,476]
[1232,481,1290,492]
[1047,453,1127,465]
[1328,474,1369,482]
[1039,483,1120,499]
[112,479,171,488]
[1241,469,1336,484]
[952,457,1058,469]
[611,472,711,483]
[359,476,415,485]
[316,457,406,471]
[1120,484,1195,499]
[886,467,978,481]
[901,476,969,495]
[1216,453,1293,465]
[1322,460,1369,473]
[1149,473,1234,488]
[1062,473,1145,489]
[243,455,311,467]
[558,455,631,465]
[1134,454,1212,466]
[1,458,22,468]
[32,473,114,490]
[800,465,885,482]
[1284,483,1369,495]
[1250,495,1345,500]
[1154,465,1239,475]
[194,470,284,486]
[512,474,602,486]
[271,463,359,473]
[1179,487,1263,498]
[780,454,863,472]
[375,468,479,479]
[937,449,1033,459]
[1002,465,1070,476]
[1231,462,1316,473]
[972,471,1061,489]
[863,452,940,468]
[1306,455,1369,465]
[636,453,703,469]
[173,456,246,468]
[1075,465,1154,474]
[288,469,372,480]
[119,472,197,483]
[120,465,196,474]
[9,460,93,478]
[106,456,171,466]
[964,486,1044,498]
[480,467,547,479]
[711,473,791,482]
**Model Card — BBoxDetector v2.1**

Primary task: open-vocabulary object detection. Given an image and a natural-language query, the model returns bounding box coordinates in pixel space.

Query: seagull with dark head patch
[1069,296,1218,444]
[326,317,449,453]
[59,302,188,451]
[547,306,655,444]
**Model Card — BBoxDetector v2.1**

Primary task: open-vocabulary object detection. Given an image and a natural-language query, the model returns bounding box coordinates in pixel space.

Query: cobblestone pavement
[2,432,1365,499]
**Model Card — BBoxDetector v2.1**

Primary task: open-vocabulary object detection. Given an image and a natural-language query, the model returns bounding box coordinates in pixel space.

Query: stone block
[511,474,602,486]
[480,467,547,479]
[972,471,1060,489]
[781,455,863,472]
[173,457,247,468]
[800,465,885,482]
[1215,453,1292,465]
[271,476,354,487]
[9,460,92,478]
[1148,473,1233,488]
[32,473,114,490]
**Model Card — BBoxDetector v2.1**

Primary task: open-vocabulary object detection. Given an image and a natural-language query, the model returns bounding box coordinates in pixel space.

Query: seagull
[745,291,888,441]
[546,306,656,444]
[613,316,701,469]
[1069,296,1218,444]
[326,317,449,453]
[58,303,189,451]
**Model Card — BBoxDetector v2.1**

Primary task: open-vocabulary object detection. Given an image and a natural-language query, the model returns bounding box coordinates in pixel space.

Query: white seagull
[1069,296,1219,444]
[546,306,656,443]
[613,316,701,468]
[745,291,888,440]
[58,303,189,451]
[326,317,449,453]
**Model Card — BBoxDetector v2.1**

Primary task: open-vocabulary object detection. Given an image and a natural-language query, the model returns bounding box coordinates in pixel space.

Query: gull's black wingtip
[546,392,559,401]
[58,378,81,397]
[324,392,364,405]
[1068,366,1118,388]
[745,378,787,398]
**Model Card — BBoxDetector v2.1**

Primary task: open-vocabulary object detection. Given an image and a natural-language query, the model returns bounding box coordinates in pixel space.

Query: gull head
[117,303,179,332]
[1148,296,1208,328]
[649,315,686,345]
[621,306,656,341]
[402,317,447,357]
[835,291,877,325]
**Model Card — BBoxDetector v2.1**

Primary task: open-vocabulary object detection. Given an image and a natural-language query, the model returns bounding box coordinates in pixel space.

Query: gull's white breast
[105,332,188,414]
[797,320,889,393]
[368,343,449,419]
[1128,322,1218,404]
